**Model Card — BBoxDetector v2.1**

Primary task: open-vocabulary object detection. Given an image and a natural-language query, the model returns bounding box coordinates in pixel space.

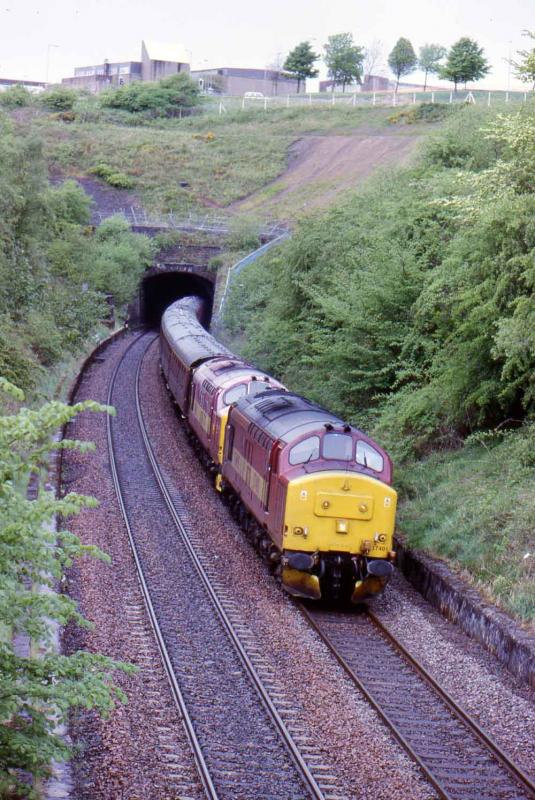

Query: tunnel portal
[137,268,215,329]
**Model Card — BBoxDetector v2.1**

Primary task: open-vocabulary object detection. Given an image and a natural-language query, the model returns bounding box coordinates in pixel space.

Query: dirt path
[232,131,421,217]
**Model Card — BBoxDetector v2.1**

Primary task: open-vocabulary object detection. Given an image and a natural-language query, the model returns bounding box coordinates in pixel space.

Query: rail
[301,605,535,800]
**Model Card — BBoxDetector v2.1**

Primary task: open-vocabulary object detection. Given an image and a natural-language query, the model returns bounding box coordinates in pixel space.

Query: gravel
[372,572,535,780]
[62,334,204,800]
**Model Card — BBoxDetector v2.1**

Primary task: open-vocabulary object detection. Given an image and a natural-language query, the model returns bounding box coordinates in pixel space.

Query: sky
[0,0,533,90]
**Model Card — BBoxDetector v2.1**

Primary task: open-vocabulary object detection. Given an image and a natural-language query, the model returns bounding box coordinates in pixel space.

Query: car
[243,91,264,99]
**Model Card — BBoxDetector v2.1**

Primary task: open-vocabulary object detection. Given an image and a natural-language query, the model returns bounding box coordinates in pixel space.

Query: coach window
[356,441,384,472]
[289,436,320,466]
[223,384,247,405]
[323,433,352,461]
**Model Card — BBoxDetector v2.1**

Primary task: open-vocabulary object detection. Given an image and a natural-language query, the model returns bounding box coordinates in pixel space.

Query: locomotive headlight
[374,533,387,543]
[336,520,349,534]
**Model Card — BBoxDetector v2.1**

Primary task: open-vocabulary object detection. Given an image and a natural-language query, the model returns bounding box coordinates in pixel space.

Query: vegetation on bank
[0,114,153,395]
[0,380,133,797]
[223,104,535,621]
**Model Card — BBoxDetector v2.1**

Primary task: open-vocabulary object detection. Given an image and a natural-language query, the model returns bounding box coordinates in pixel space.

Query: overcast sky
[1,0,533,90]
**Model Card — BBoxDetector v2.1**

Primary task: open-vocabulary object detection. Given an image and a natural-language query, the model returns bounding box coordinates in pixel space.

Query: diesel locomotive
[160,296,397,603]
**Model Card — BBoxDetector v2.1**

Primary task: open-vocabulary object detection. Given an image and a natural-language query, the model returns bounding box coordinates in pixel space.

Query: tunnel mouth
[138,270,214,329]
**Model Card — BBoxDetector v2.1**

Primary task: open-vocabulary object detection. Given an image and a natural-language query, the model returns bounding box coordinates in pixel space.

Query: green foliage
[0,84,32,108]
[88,162,135,189]
[388,37,418,89]
[283,41,320,93]
[0,382,133,796]
[398,424,535,621]
[40,86,79,111]
[208,255,224,272]
[439,37,490,90]
[100,73,200,116]
[0,121,153,390]
[511,30,535,89]
[88,216,154,305]
[418,43,446,90]
[323,33,365,91]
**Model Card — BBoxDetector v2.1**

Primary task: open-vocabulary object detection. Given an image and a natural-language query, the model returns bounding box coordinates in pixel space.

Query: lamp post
[46,44,59,85]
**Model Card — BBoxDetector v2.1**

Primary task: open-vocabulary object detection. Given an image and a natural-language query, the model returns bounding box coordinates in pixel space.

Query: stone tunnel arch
[134,268,216,328]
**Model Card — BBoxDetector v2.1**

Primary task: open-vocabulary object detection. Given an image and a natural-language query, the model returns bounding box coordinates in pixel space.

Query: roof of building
[142,40,189,64]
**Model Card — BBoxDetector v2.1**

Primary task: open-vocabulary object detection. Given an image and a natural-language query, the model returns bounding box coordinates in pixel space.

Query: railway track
[301,606,535,800]
[106,332,340,800]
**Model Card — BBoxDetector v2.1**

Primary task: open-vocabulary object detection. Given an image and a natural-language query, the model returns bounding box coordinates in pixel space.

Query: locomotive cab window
[356,441,384,472]
[289,436,320,466]
[248,380,271,397]
[323,433,352,461]
[223,384,247,405]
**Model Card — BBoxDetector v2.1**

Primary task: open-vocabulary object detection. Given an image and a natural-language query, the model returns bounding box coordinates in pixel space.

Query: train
[160,296,398,603]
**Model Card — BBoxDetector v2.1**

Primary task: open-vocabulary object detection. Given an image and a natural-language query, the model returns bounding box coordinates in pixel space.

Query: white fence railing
[93,208,288,240]
[207,88,532,115]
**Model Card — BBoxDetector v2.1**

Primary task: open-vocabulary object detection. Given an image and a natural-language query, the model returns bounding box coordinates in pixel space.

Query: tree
[324,33,365,92]
[439,37,490,92]
[388,38,417,91]
[283,41,319,94]
[511,30,535,90]
[363,40,385,84]
[418,43,446,91]
[0,379,132,797]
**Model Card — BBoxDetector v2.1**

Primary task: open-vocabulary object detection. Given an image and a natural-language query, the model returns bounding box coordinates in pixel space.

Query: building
[0,77,46,93]
[62,41,189,94]
[190,67,300,96]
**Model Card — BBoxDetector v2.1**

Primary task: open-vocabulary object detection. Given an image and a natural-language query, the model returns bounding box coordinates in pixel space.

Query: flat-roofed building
[190,67,300,96]
[141,41,189,82]
[0,77,46,93]
[62,40,189,94]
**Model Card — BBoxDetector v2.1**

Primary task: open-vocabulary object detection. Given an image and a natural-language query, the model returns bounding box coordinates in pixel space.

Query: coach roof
[161,299,233,368]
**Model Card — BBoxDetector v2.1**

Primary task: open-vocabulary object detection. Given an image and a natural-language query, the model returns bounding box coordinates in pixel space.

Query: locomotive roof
[161,299,233,368]
[234,390,358,443]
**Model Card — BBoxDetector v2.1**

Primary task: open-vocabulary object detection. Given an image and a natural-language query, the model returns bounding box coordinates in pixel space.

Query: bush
[100,73,200,117]
[388,102,455,125]
[0,84,32,108]
[88,163,135,189]
[40,86,79,111]
[208,255,224,272]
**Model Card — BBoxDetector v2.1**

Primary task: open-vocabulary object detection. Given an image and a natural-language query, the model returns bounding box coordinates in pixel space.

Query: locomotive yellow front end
[281,472,397,602]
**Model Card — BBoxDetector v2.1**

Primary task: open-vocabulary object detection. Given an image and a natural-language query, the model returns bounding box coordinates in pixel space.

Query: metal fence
[202,88,533,115]
[93,207,288,240]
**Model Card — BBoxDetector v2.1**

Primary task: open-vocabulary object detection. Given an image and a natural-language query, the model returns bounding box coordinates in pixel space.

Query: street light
[46,44,59,85]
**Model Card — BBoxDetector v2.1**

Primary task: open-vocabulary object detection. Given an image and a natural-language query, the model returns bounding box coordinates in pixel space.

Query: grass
[397,429,535,624]
[28,104,404,215]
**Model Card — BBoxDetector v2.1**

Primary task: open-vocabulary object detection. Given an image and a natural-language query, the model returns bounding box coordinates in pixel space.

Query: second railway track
[301,605,535,800]
[106,331,342,800]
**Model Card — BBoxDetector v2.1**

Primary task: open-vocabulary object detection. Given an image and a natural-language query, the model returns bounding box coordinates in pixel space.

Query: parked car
[244,91,264,99]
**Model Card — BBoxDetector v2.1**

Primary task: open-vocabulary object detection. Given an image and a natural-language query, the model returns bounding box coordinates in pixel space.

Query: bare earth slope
[233,131,420,217]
